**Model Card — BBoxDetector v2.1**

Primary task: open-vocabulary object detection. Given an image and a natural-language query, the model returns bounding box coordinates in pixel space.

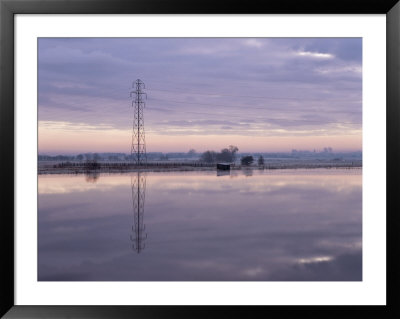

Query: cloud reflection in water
[38,169,362,281]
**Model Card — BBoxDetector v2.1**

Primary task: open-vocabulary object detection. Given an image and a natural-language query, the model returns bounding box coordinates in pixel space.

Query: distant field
[38,159,362,175]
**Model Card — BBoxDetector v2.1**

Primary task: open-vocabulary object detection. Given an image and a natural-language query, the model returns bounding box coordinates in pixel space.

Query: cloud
[39,121,115,132]
[243,39,264,48]
[315,64,362,75]
[268,251,362,281]
[156,119,250,127]
[38,38,362,152]
[295,50,335,59]
[297,256,334,264]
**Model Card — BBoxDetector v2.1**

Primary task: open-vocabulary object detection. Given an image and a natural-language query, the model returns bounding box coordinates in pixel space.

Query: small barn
[217,163,231,170]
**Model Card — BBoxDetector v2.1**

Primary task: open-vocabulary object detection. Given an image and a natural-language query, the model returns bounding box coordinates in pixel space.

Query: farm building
[217,163,231,170]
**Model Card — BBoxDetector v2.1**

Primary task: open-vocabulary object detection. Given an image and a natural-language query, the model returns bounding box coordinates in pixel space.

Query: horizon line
[38,150,363,156]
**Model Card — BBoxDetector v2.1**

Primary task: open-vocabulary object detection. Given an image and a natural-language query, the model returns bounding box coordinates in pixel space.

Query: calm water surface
[38,169,362,281]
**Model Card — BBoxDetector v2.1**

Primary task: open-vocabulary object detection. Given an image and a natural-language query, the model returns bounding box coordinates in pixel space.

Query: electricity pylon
[130,79,147,166]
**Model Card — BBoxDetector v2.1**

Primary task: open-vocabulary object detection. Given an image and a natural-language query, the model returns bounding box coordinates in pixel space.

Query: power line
[147,78,361,91]
[147,88,360,102]
[145,102,361,125]
[152,112,361,126]
[149,97,361,114]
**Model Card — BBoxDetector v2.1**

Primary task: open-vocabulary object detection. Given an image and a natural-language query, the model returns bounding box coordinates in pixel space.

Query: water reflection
[84,171,100,183]
[130,172,147,253]
[242,168,253,176]
[38,169,362,281]
[217,170,230,177]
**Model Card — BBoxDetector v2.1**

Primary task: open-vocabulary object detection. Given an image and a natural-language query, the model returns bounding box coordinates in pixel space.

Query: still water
[38,169,362,281]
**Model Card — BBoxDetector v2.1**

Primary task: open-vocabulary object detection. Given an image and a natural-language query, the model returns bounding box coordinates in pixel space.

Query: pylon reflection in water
[130,172,147,253]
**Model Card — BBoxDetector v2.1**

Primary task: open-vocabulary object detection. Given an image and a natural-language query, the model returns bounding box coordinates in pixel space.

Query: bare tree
[201,151,217,163]
[229,145,239,162]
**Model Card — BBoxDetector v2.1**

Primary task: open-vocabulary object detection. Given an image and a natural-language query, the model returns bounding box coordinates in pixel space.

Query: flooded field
[38,168,362,281]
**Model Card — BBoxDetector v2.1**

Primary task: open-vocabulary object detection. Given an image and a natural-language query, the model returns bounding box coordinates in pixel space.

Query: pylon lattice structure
[130,79,147,166]
[130,172,147,253]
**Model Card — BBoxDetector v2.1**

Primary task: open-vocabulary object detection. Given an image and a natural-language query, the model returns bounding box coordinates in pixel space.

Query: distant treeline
[38,149,362,162]
[200,145,239,163]
[51,161,214,170]
[38,152,200,162]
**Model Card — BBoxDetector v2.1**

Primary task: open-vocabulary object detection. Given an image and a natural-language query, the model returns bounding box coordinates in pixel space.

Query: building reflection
[130,172,147,253]
[217,170,230,177]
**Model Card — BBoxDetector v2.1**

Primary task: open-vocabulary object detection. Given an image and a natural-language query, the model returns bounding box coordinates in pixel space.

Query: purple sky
[38,38,362,154]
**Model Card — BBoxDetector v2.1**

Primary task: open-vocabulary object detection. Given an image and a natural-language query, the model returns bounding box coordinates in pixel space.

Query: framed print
[1,0,399,318]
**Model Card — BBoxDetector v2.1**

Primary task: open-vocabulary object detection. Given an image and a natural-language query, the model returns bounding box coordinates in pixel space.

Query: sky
[38,38,362,154]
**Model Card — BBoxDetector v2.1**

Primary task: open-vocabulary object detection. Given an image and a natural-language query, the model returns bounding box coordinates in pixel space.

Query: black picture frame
[1,0,399,318]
